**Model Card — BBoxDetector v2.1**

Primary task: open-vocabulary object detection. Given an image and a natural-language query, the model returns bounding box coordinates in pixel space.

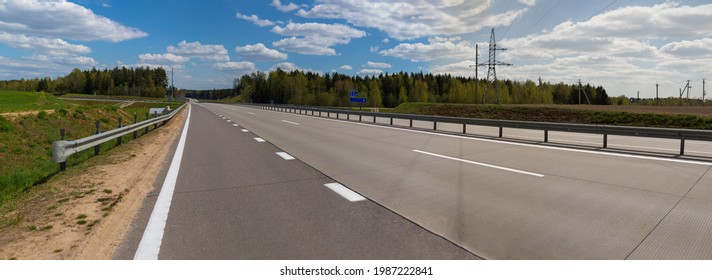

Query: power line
[518,0,562,38]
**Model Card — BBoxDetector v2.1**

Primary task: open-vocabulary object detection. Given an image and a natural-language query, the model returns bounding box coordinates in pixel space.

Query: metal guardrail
[246,104,712,156]
[52,103,188,168]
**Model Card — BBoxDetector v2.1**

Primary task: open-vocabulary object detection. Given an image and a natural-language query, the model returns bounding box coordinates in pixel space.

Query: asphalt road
[116,102,477,260]
[190,103,712,260]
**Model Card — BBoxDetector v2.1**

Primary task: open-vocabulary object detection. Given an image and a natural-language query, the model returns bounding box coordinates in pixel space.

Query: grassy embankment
[0,91,180,207]
[392,103,712,129]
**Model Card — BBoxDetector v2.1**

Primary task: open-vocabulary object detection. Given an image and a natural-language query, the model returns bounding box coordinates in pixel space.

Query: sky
[0,0,711,99]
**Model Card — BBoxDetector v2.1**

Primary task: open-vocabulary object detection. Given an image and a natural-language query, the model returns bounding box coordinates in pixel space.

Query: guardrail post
[59,129,66,171]
[347,113,350,120]
[680,139,685,155]
[153,112,158,129]
[499,127,503,138]
[145,112,149,134]
[133,113,138,139]
[359,114,362,121]
[545,130,549,143]
[390,117,393,125]
[434,121,437,131]
[409,119,413,127]
[603,134,608,148]
[373,116,376,123]
[117,117,122,145]
[94,121,100,155]
[463,124,467,134]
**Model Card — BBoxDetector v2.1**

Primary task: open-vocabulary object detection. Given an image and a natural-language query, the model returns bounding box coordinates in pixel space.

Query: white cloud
[297,0,525,40]
[0,0,147,42]
[101,3,112,8]
[0,32,90,55]
[356,69,384,76]
[380,37,476,62]
[364,61,391,69]
[271,62,299,72]
[167,41,229,61]
[660,38,712,58]
[271,22,366,56]
[138,53,189,64]
[339,65,353,70]
[235,43,288,61]
[272,0,299,12]
[236,13,275,27]
[518,0,536,6]
[429,60,477,77]
[215,61,256,72]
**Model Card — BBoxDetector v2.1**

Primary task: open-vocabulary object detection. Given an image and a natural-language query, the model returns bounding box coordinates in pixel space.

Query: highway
[119,101,712,259]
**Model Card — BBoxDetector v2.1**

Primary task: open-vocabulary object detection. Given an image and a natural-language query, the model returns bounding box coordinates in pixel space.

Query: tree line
[233,69,611,107]
[0,67,169,97]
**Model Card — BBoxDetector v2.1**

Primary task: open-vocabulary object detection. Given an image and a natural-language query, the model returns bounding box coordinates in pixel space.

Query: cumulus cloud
[271,22,366,56]
[339,65,353,70]
[272,0,299,12]
[297,0,525,40]
[0,32,90,55]
[138,53,189,64]
[364,61,391,69]
[215,61,256,72]
[380,37,476,62]
[235,43,288,61]
[356,69,384,76]
[236,13,275,27]
[0,0,147,42]
[167,41,229,61]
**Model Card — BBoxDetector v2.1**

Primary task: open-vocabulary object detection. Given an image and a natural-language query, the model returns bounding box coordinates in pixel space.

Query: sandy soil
[0,110,56,119]
[0,106,187,260]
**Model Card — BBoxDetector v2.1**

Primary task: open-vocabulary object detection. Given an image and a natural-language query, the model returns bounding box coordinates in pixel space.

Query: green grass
[0,91,68,113]
[392,103,712,129]
[0,91,185,209]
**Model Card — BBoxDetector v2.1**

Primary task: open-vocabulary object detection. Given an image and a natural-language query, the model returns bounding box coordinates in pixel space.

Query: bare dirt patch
[0,110,56,119]
[0,107,187,260]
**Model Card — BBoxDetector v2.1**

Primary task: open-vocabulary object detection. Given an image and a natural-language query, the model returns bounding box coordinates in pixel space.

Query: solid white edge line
[281,120,300,125]
[254,137,266,142]
[232,124,239,127]
[276,152,295,160]
[324,183,366,202]
[241,129,249,132]
[134,104,191,260]
[258,108,712,167]
[413,149,545,178]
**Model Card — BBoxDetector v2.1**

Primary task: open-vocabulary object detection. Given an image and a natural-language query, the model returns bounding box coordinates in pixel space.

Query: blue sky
[1,0,711,99]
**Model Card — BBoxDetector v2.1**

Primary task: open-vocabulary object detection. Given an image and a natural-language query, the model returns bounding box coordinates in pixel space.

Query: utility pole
[468,44,480,104]
[703,79,706,106]
[479,28,512,104]
[655,82,659,106]
[578,79,582,105]
[539,76,543,104]
[687,80,691,101]
[171,67,175,107]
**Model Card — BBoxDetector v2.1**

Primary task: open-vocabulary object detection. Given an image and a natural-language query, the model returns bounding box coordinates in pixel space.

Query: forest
[232,69,611,108]
[0,67,169,98]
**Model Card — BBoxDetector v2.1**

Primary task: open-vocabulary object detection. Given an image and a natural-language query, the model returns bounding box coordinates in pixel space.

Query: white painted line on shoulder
[254,137,266,143]
[324,183,366,202]
[232,124,239,127]
[241,129,249,132]
[276,152,295,160]
[281,120,300,125]
[413,149,545,178]
[134,104,192,260]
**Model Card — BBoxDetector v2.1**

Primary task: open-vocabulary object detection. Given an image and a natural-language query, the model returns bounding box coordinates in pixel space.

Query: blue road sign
[350,91,359,97]
[349,97,367,103]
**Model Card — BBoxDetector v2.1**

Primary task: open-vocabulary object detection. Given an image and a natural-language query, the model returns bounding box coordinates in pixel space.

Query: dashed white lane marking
[254,137,266,143]
[248,112,255,115]
[276,152,295,160]
[324,183,366,202]
[134,104,192,260]
[281,120,300,125]
[413,149,545,178]
[232,124,239,127]
[241,129,249,132]
[226,120,232,123]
